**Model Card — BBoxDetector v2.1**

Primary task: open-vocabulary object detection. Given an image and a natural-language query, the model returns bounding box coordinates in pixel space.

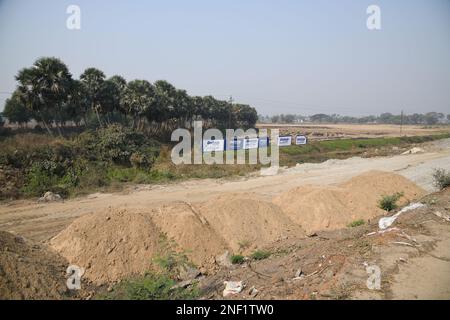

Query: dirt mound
[0,231,67,299]
[273,171,426,234]
[50,208,164,285]
[151,202,228,266]
[198,193,305,253]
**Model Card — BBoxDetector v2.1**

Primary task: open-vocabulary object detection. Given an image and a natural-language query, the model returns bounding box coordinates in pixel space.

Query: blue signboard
[295,135,308,145]
[278,136,292,147]
[226,138,244,151]
[258,137,269,148]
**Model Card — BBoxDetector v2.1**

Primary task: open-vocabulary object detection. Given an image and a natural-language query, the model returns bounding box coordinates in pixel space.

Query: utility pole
[228,95,233,128]
[400,110,404,135]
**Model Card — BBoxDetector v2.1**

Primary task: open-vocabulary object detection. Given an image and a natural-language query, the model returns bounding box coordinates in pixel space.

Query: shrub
[251,250,271,260]
[107,272,198,300]
[378,192,404,212]
[107,167,140,183]
[433,168,450,190]
[130,151,155,169]
[347,219,365,228]
[22,163,64,197]
[231,254,245,264]
[96,124,159,165]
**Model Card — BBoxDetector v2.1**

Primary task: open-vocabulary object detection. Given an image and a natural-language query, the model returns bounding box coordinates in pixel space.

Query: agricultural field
[258,123,450,140]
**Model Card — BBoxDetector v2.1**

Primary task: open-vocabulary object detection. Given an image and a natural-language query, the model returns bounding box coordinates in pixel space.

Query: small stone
[248,286,259,297]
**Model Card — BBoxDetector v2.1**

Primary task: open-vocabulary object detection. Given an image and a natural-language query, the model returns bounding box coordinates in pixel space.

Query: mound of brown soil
[151,202,228,267]
[50,208,163,285]
[198,193,305,253]
[0,231,67,299]
[273,170,426,234]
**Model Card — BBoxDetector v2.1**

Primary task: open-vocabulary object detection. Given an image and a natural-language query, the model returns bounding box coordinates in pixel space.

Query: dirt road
[1,139,450,243]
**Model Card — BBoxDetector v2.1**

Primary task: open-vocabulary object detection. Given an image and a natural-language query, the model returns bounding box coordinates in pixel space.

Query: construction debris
[402,147,425,155]
[38,191,63,203]
[433,211,450,222]
[379,203,426,230]
[223,281,245,297]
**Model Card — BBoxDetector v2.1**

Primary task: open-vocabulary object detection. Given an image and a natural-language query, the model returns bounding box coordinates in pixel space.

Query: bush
[22,162,70,197]
[251,250,271,260]
[231,254,245,264]
[97,124,158,165]
[347,219,365,228]
[75,125,159,168]
[130,151,151,168]
[0,115,10,137]
[106,272,198,300]
[378,192,404,212]
[433,168,450,190]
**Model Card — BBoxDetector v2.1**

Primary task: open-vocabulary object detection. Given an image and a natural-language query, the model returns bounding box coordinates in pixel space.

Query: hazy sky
[1,0,449,116]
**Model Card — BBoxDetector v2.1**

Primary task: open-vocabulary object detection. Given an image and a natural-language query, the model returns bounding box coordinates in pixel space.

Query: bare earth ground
[0,138,450,299]
[257,123,450,140]
[199,188,450,300]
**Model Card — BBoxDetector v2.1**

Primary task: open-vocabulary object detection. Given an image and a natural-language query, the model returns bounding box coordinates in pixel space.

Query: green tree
[311,113,332,123]
[62,80,88,127]
[122,80,155,130]
[80,68,107,127]
[15,57,73,135]
[2,91,32,127]
[108,75,127,115]
[233,104,258,128]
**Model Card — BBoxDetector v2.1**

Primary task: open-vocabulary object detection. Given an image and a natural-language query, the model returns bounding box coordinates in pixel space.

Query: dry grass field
[257,123,450,141]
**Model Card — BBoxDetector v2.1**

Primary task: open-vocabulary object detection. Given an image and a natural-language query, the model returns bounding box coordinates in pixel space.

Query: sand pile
[151,202,228,266]
[0,231,67,299]
[198,193,305,253]
[273,170,426,234]
[50,208,163,285]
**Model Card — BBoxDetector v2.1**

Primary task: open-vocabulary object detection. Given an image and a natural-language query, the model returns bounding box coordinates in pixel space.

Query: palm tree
[80,68,106,127]
[122,80,154,130]
[63,80,88,127]
[15,57,73,135]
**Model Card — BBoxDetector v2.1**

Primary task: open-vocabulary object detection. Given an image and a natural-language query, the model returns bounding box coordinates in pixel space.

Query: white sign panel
[295,135,307,145]
[277,136,292,147]
[243,138,259,150]
[203,139,225,152]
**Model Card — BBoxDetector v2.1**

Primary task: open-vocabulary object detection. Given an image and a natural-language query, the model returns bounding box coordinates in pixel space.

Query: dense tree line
[259,112,449,125]
[1,57,257,136]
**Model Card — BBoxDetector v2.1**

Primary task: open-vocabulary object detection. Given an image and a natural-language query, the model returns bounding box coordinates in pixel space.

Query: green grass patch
[231,254,245,264]
[98,272,199,300]
[280,133,450,166]
[378,192,404,212]
[250,250,271,260]
[347,219,366,228]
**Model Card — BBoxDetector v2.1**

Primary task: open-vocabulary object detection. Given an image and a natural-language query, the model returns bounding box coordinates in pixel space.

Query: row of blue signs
[203,135,307,152]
